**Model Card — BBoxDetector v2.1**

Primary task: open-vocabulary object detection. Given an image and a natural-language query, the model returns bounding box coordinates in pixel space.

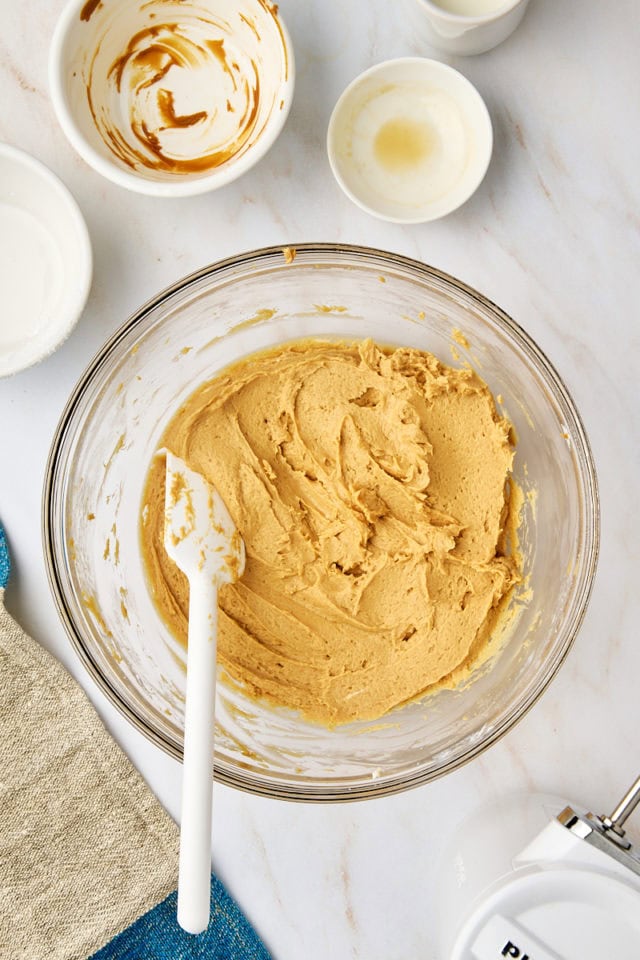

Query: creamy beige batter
[141,338,519,725]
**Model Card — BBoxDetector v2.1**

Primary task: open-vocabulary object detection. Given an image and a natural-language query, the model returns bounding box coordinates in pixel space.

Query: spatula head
[162,450,245,584]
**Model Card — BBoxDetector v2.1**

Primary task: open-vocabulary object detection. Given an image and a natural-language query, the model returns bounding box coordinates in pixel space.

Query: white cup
[407,0,530,56]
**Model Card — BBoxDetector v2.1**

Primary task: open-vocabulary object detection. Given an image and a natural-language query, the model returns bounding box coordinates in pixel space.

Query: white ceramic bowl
[49,0,294,197]
[0,143,92,378]
[327,58,492,224]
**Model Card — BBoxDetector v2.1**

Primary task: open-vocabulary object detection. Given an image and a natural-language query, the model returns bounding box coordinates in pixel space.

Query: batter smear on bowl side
[141,338,520,725]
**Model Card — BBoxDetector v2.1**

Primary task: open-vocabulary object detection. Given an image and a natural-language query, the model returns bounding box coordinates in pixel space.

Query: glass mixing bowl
[43,244,599,801]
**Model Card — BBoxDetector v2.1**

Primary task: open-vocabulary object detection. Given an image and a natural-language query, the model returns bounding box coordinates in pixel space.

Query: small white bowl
[49,0,295,197]
[0,143,92,378]
[327,58,493,224]
[407,0,531,57]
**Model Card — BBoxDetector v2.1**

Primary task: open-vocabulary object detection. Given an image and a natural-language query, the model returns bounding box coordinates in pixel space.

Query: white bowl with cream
[407,0,530,56]
[327,58,492,224]
[49,0,294,196]
[0,143,92,378]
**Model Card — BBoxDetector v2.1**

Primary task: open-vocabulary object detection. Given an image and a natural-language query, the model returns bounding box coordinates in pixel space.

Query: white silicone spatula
[163,451,245,935]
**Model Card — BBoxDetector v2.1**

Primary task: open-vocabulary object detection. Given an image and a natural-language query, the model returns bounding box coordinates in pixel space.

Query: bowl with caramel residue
[49,0,294,195]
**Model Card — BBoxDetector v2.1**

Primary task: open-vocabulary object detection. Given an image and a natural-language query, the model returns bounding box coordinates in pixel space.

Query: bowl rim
[42,242,600,801]
[0,141,92,377]
[414,0,526,24]
[326,57,493,224]
[48,0,295,197]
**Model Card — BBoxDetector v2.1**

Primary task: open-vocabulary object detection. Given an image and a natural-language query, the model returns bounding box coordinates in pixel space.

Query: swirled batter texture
[141,339,519,725]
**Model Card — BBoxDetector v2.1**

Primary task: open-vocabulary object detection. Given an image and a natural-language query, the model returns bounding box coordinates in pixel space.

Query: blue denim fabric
[0,523,9,589]
[90,874,272,959]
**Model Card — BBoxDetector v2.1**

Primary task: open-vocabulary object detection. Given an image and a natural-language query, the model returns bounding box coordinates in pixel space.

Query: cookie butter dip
[141,339,520,725]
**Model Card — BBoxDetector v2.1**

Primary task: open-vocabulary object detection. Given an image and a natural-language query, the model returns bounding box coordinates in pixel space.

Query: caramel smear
[80,0,102,23]
[82,1,288,177]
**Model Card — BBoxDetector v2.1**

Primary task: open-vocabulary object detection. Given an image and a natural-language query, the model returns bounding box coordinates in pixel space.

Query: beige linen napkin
[0,588,179,959]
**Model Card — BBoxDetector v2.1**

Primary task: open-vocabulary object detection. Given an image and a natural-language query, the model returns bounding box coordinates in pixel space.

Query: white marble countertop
[1,1,640,956]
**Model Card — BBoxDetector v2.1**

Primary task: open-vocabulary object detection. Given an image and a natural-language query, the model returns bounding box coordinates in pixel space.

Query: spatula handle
[177,575,218,935]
